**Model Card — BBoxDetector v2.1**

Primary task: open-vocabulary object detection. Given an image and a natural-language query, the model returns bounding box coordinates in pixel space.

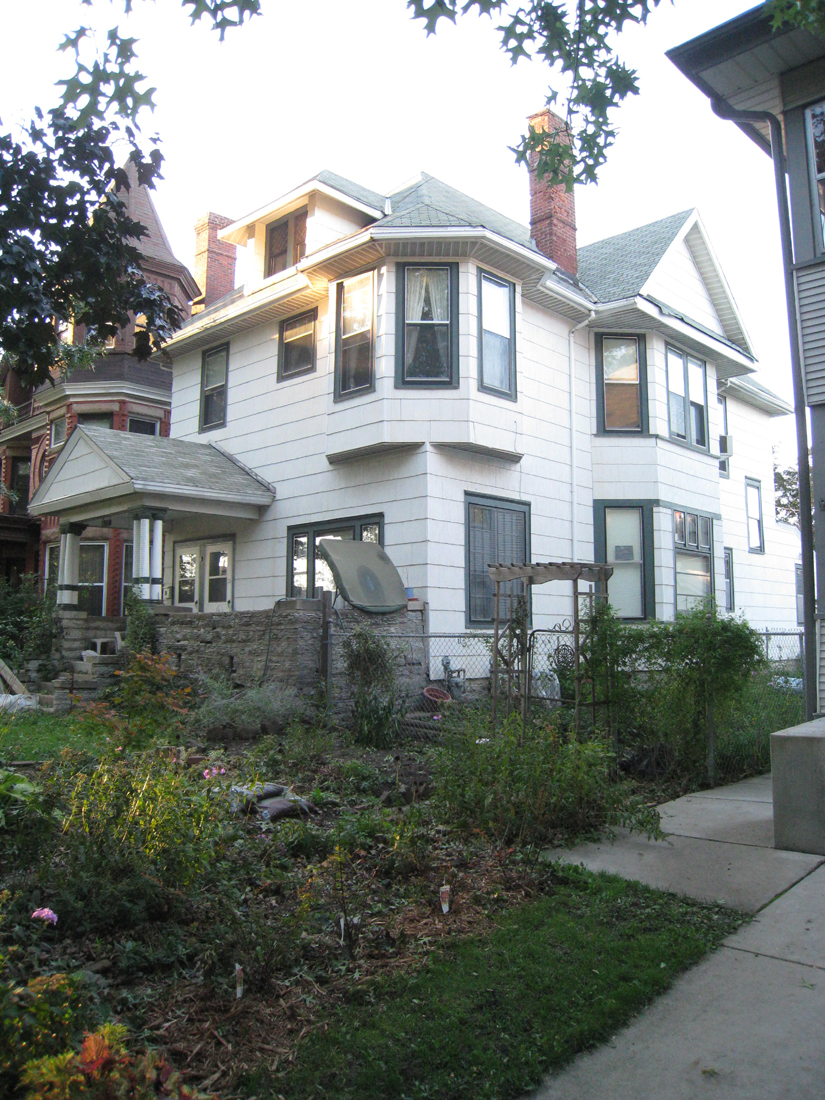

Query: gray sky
[1,0,799,460]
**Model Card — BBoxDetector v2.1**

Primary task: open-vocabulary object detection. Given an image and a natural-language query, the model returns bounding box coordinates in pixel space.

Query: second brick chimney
[193,212,236,312]
[527,109,577,276]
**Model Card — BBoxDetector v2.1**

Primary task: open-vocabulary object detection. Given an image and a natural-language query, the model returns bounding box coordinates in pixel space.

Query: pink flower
[32,908,57,925]
[203,769,211,779]
[220,768,226,775]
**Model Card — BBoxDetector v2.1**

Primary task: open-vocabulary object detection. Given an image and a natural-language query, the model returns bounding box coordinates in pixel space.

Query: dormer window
[265,209,307,278]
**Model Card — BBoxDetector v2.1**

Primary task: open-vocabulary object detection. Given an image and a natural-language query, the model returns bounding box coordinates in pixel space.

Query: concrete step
[79,652,120,665]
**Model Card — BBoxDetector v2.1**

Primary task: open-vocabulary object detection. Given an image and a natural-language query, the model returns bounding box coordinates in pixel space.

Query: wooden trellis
[489,561,614,727]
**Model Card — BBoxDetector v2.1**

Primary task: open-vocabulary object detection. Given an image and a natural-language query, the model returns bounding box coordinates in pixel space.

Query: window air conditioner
[719,434,733,456]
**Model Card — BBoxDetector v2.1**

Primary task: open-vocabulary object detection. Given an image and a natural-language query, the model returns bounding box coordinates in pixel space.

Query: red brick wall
[193,213,236,309]
[528,109,578,276]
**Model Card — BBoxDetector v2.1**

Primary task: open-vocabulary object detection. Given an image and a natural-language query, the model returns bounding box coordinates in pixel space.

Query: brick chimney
[527,109,577,276]
[193,212,236,311]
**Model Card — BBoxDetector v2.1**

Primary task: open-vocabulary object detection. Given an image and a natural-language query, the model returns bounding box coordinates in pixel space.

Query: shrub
[0,576,61,671]
[123,589,157,655]
[433,710,660,845]
[192,678,307,733]
[98,652,191,744]
[21,751,234,936]
[341,628,403,748]
[19,1022,217,1099]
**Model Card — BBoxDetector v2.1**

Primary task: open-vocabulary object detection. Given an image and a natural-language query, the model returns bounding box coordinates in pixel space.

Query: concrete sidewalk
[534,774,825,1100]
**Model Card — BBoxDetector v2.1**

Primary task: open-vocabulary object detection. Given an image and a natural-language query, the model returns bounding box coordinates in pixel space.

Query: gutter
[712,97,817,721]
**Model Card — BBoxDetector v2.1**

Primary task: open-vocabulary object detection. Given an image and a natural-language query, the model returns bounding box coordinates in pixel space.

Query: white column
[56,531,68,594]
[150,518,163,601]
[139,517,151,601]
[59,528,80,608]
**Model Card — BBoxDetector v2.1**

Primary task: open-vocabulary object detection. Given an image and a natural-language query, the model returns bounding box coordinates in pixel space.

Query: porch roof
[28,426,275,525]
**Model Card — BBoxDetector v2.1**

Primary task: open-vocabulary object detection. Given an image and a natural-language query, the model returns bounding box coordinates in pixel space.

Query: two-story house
[29,109,801,635]
[0,164,198,611]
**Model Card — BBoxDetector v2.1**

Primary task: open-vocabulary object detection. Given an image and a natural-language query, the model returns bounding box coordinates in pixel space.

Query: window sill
[333,384,376,403]
[395,379,460,390]
[198,421,226,433]
[478,383,517,402]
[659,434,711,456]
[747,547,766,555]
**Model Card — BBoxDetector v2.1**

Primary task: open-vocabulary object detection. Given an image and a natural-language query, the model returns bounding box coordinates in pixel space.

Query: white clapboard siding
[796,261,825,405]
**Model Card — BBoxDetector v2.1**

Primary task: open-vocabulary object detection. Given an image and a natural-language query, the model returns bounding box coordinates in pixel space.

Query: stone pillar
[150,515,164,601]
[57,523,85,609]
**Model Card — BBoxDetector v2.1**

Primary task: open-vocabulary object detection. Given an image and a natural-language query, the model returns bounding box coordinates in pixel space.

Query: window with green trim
[287,514,383,598]
[279,309,317,380]
[200,344,228,431]
[597,335,646,432]
[667,346,707,449]
[396,263,459,387]
[335,273,374,399]
[465,494,529,625]
[478,270,516,399]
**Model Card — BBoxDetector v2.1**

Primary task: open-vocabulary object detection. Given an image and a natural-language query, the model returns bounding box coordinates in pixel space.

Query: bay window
[605,507,645,618]
[674,508,713,611]
[336,272,374,398]
[598,335,646,432]
[667,346,707,449]
[396,263,458,387]
[478,271,516,399]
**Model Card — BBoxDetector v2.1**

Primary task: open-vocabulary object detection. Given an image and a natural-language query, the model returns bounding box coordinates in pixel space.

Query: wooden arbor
[489,561,614,727]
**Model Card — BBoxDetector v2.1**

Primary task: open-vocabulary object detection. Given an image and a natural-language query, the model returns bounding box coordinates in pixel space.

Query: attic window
[265,209,307,277]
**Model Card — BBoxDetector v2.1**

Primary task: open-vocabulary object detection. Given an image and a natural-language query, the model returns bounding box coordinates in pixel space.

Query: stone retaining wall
[154,601,426,703]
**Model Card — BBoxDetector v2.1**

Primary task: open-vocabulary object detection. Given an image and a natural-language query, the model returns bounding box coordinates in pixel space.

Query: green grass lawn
[0,709,99,761]
[248,866,744,1100]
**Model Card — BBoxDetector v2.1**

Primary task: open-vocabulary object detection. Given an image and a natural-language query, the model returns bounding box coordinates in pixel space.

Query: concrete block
[771,718,825,856]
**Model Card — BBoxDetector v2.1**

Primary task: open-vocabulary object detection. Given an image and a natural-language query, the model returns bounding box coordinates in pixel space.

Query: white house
[29,110,800,634]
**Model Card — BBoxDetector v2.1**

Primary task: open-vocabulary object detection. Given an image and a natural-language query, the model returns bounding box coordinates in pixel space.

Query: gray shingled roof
[79,426,273,502]
[577,210,694,303]
[385,174,534,250]
[313,170,387,213]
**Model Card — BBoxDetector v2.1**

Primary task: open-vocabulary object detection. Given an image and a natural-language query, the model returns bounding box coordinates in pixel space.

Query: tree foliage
[774,451,812,529]
[3,0,825,389]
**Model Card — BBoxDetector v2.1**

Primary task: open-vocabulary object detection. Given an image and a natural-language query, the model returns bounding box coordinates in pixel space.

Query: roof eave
[220,181,384,245]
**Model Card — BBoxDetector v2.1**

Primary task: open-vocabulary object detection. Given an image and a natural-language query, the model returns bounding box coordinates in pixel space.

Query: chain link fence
[327,624,805,777]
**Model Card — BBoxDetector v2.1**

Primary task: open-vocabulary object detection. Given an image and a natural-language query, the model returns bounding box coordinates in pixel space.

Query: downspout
[711,99,817,720]
[569,311,595,563]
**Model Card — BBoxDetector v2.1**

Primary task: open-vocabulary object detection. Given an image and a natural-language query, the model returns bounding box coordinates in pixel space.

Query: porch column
[139,517,151,601]
[57,522,85,609]
[131,512,152,600]
[150,513,165,602]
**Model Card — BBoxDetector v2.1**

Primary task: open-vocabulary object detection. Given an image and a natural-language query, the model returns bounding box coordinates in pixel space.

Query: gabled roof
[727,375,792,416]
[29,425,274,519]
[577,211,693,302]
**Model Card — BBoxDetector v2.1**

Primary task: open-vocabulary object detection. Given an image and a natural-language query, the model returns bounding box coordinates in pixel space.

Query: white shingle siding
[164,200,798,633]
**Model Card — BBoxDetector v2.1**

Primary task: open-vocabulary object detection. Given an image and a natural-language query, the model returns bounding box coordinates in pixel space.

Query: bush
[123,589,157,655]
[586,602,767,785]
[96,652,191,745]
[0,576,61,671]
[433,710,660,845]
[341,628,403,748]
[18,750,234,936]
[19,1022,217,1099]
[192,678,307,733]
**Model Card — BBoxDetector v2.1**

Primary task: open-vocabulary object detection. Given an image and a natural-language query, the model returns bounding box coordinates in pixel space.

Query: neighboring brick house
[0,166,198,611]
[30,109,802,632]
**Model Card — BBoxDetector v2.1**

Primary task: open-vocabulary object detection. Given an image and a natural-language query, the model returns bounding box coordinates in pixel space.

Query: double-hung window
[200,344,228,431]
[604,507,645,618]
[265,209,307,278]
[667,346,707,449]
[396,263,459,387]
[724,547,735,612]
[336,272,374,398]
[674,508,713,611]
[746,479,764,552]
[466,494,529,625]
[287,515,382,598]
[478,271,516,399]
[279,309,317,380]
[598,335,647,432]
[8,457,31,516]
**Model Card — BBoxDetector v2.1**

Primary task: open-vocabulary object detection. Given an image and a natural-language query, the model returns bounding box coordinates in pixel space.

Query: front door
[174,541,233,612]
[174,544,200,611]
[204,542,233,612]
